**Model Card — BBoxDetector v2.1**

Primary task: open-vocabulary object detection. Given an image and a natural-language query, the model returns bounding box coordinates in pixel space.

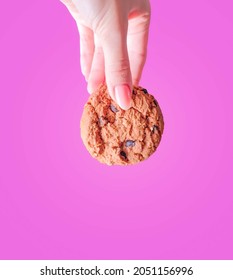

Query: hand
[60,0,151,110]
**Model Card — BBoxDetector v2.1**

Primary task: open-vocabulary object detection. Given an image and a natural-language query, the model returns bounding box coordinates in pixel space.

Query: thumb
[98,18,132,110]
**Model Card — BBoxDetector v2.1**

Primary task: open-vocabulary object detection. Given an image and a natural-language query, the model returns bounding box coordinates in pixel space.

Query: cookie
[80,84,164,165]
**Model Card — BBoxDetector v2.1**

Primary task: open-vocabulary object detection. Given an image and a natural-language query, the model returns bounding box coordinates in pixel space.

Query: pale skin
[60,0,151,110]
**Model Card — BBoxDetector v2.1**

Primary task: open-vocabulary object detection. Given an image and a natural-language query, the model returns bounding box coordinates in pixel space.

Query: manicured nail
[114,85,132,110]
[87,83,92,94]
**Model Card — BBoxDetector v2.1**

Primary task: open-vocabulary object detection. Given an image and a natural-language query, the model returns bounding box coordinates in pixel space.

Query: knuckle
[106,59,132,85]
[106,58,130,74]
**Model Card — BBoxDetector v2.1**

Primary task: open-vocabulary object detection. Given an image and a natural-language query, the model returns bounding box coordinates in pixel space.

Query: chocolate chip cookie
[80,84,164,165]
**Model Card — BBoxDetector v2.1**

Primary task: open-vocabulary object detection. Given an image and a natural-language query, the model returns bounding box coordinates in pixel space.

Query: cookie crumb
[99,116,108,127]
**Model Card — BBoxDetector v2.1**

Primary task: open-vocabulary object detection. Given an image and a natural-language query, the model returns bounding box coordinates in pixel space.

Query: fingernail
[114,85,132,110]
[87,86,91,94]
[87,83,93,94]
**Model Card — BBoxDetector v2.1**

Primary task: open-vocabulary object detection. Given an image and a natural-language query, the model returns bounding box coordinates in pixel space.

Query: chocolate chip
[142,88,148,94]
[125,140,135,147]
[152,125,160,133]
[120,151,127,160]
[153,100,158,106]
[110,104,119,113]
[132,89,137,95]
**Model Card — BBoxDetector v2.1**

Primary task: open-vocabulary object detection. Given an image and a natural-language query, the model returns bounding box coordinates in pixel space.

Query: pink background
[0,1,233,259]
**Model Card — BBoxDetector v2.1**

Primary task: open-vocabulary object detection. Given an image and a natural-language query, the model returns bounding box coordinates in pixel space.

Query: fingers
[87,35,105,94]
[127,2,151,85]
[59,0,79,20]
[96,13,132,110]
[60,1,95,82]
[60,0,150,111]
[77,23,95,81]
